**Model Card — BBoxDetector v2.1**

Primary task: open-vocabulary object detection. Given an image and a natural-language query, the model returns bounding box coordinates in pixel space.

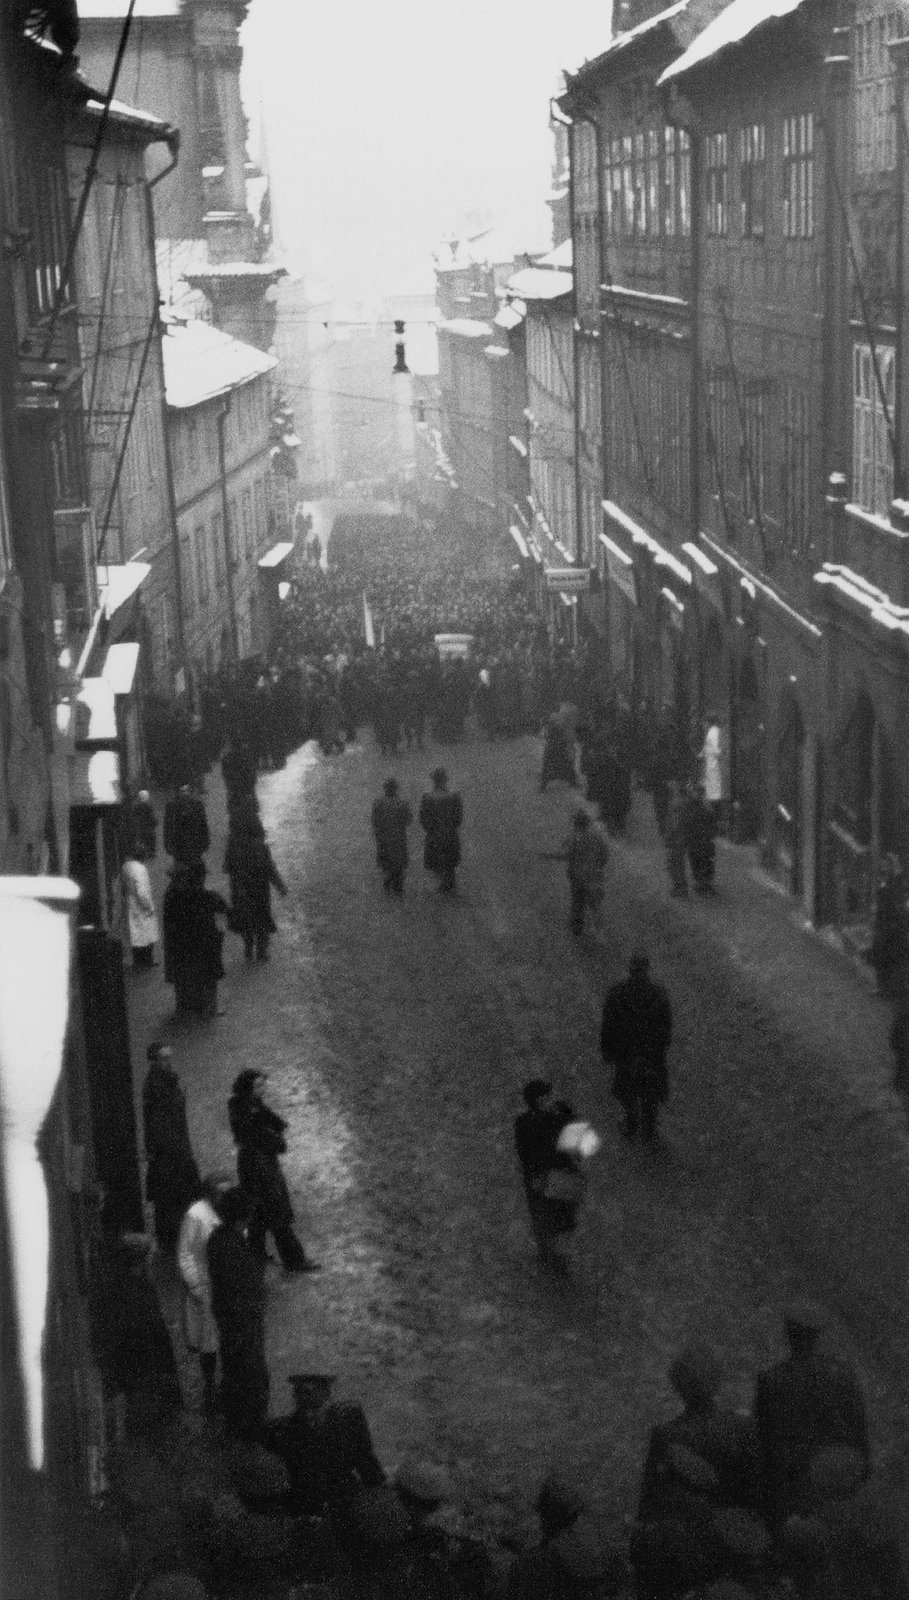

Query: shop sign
[545,566,591,593]
[604,549,638,606]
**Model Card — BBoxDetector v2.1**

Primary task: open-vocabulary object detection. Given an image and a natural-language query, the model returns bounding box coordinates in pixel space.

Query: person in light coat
[699,718,726,829]
[177,1177,223,1411]
[121,844,160,967]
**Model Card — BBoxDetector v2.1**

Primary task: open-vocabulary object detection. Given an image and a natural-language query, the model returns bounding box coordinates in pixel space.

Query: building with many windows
[164,317,277,681]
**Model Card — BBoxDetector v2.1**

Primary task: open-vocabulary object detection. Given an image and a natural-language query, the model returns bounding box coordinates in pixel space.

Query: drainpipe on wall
[216,398,240,665]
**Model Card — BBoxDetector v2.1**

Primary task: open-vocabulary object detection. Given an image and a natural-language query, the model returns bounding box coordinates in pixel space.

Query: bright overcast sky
[240,0,614,301]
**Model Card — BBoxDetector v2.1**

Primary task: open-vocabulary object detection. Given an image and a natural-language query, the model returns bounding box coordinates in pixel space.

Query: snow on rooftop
[436,319,494,339]
[538,239,573,270]
[660,0,806,83]
[162,319,277,410]
[495,303,526,331]
[506,267,572,301]
[78,0,180,15]
[570,0,687,74]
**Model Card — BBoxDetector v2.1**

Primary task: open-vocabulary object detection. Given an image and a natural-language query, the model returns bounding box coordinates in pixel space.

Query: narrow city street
[128,726,909,1548]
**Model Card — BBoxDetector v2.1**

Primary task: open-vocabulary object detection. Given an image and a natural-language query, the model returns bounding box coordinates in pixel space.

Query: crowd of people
[106,511,909,1596]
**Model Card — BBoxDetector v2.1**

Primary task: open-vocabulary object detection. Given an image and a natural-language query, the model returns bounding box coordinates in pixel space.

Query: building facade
[164,317,278,680]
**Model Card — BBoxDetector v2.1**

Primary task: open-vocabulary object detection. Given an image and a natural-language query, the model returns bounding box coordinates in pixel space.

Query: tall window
[853,342,895,514]
[647,129,660,236]
[621,135,634,235]
[211,512,224,591]
[706,132,728,235]
[195,523,209,604]
[741,383,768,523]
[664,126,677,236]
[242,485,254,558]
[740,123,766,238]
[679,130,691,236]
[180,529,194,613]
[633,131,646,235]
[781,386,811,548]
[603,139,615,238]
[854,9,906,173]
[783,114,814,238]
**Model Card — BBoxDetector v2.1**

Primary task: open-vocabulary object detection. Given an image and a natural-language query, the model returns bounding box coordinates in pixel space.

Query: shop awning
[97,561,151,619]
[69,749,122,807]
[258,541,295,569]
[510,525,530,559]
[101,642,140,697]
[75,677,117,746]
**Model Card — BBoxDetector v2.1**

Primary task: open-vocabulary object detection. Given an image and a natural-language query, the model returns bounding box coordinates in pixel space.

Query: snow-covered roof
[506,267,572,301]
[184,260,285,281]
[78,0,180,15]
[82,95,173,136]
[539,239,573,270]
[660,0,806,83]
[436,318,494,339]
[495,303,526,331]
[163,319,277,410]
[570,0,687,75]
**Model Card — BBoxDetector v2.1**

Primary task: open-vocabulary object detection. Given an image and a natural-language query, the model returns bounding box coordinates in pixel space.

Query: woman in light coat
[121,844,159,967]
[177,1178,223,1410]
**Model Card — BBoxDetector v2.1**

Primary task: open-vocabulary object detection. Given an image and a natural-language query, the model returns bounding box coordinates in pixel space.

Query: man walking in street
[142,1043,201,1254]
[600,949,673,1143]
[419,766,463,895]
[228,1069,320,1274]
[163,783,210,868]
[371,777,413,895]
[543,808,610,937]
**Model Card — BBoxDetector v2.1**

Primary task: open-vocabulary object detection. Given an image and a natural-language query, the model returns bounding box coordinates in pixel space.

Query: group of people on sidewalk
[371,766,464,896]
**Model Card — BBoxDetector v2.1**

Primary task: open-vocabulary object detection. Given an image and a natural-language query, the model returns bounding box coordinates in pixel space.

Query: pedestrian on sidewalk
[539,712,577,792]
[699,716,727,833]
[541,808,610,937]
[206,1186,269,1438]
[753,1300,870,1529]
[163,783,210,868]
[514,1079,587,1269]
[600,949,673,1144]
[228,1070,320,1274]
[120,843,160,968]
[265,1373,386,1515]
[684,783,718,894]
[371,777,413,895]
[162,862,230,1019]
[142,1043,201,1254]
[224,814,288,962]
[419,767,463,895]
[868,853,909,1001]
[507,1474,624,1600]
[177,1176,225,1411]
[127,786,158,859]
[665,781,690,899]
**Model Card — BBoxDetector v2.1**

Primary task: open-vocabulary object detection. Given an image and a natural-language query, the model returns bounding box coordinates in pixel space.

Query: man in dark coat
[207,1186,269,1438]
[162,862,229,1018]
[371,777,413,894]
[419,767,463,894]
[142,1043,201,1253]
[600,949,673,1143]
[127,788,158,859]
[264,1373,386,1515]
[753,1300,870,1529]
[684,783,718,894]
[228,1069,319,1273]
[163,784,210,867]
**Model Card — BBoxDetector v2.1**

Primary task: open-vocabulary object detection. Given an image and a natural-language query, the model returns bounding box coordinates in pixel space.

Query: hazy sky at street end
[240,0,615,300]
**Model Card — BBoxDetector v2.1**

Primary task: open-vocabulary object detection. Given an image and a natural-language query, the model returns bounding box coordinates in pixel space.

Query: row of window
[703,365,812,547]
[854,7,908,174]
[705,114,814,240]
[603,328,691,520]
[179,475,267,616]
[527,318,573,405]
[170,378,272,483]
[602,126,691,242]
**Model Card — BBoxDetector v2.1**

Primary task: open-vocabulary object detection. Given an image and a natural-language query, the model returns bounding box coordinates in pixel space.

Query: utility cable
[40,0,138,359]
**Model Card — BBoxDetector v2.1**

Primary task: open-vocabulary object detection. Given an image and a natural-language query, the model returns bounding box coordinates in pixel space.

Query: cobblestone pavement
[128,725,909,1549]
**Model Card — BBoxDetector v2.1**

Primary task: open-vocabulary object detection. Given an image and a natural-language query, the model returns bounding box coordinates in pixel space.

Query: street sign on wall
[545,566,590,592]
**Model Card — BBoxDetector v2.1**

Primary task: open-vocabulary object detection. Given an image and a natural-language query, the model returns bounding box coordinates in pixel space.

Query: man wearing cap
[419,767,463,894]
[753,1301,870,1528]
[264,1373,385,1515]
[600,950,673,1143]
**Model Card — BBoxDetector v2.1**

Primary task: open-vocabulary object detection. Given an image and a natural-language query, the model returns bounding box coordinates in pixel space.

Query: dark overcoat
[371,795,413,872]
[419,790,463,873]
[229,1091,294,1231]
[600,972,673,1106]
